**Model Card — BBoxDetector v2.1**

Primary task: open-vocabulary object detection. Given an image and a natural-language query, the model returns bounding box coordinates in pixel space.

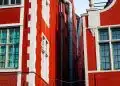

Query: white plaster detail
[0,5,23,9]
[17,73,21,86]
[101,0,117,12]
[87,8,100,28]
[42,0,50,28]
[82,16,89,86]
[0,23,22,27]
[26,73,36,86]
[87,8,100,36]
[17,0,24,84]
[28,21,31,28]
[26,0,37,86]
[41,33,49,84]
[29,9,32,15]
[28,33,30,41]
[95,27,101,71]
[88,69,120,73]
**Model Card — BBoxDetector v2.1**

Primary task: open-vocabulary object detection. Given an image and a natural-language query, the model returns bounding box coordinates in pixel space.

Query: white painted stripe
[0,23,22,27]
[28,33,30,41]
[101,0,116,13]
[29,9,32,15]
[0,5,23,9]
[28,21,31,28]
[17,0,25,85]
[88,70,120,73]
[26,0,37,85]
[17,73,21,86]
[83,16,89,86]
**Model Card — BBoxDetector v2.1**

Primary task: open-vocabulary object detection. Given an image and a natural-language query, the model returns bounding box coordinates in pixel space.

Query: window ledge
[88,70,120,73]
[0,69,20,72]
[0,5,23,9]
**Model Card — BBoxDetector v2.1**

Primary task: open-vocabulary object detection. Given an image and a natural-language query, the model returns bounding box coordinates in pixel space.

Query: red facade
[0,0,77,86]
[78,0,120,86]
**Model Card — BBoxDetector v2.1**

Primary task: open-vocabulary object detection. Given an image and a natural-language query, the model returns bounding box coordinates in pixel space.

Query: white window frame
[0,23,23,72]
[0,0,23,9]
[96,25,120,71]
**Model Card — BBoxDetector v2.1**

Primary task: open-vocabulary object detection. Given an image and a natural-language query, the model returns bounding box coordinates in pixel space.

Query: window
[41,33,49,83]
[0,26,20,69]
[98,27,120,70]
[0,0,21,6]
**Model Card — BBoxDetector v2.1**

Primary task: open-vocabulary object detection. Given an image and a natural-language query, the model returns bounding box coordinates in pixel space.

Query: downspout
[59,2,63,86]
[63,0,73,85]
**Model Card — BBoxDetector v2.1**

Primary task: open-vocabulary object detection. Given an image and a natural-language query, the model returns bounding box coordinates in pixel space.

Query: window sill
[88,70,120,73]
[0,5,23,9]
[0,69,20,72]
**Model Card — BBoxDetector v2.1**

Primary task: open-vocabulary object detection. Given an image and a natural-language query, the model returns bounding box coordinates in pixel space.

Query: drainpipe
[63,0,73,85]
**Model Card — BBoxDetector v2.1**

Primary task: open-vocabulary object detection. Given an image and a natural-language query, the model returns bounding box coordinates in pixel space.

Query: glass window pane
[11,0,15,4]
[14,44,19,68]
[0,0,3,5]
[0,46,6,68]
[16,0,21,4]
[8,45,14,68]
[4,0,8,5]
[1,29,7,43]
[112,42,120,69]
[99,43,111,70]
[14,28,20,44]
[9,29,14,43]
[99,29,109,40]
[112,28,120,39]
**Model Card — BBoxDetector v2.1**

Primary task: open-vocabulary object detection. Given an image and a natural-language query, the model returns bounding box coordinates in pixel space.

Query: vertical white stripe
[26,0,37,85]
[83,16,89,86]
[95,28,100,71]
[17,0,24,85]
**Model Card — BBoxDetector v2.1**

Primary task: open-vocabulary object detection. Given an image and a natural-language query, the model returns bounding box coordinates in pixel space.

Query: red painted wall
[100,0,120,26]
[86,29,97,71]
[0,73,17,86]
[0,4,21,86]
[87,0,120,86]
[0,8,20,24]
[36,0,58,85]
[89,72,120,86]
[21,0,30,85]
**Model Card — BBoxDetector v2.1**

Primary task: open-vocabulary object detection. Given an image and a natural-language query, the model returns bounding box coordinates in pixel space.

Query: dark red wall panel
[0,73,17,86]
[89,72,120,86]
[0,8,20,24]
[86,29,97,71]
[100,0,120,26]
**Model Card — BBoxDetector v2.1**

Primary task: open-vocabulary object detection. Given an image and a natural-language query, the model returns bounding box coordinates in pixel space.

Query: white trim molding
[0,5,24,9]
[101,0,117,13]
[95,25,120,72]
[83,16,89,86]
[0,23,22,28]
[26,0,37,85]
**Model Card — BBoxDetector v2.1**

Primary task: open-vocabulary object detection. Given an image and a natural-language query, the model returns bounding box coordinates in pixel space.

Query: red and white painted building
[78,0,120,86]
[0,0,78,86]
